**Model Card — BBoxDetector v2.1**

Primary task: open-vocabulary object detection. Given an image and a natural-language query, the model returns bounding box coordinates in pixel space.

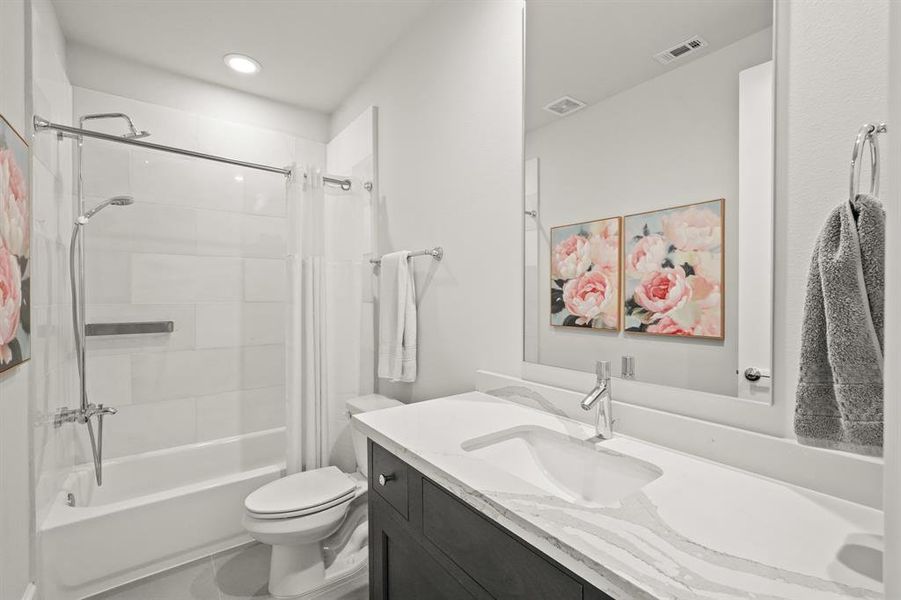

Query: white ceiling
[52,0,434,114]
[526,0,773,130]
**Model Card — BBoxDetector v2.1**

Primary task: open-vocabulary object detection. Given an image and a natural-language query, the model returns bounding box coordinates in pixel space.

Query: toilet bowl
[243,394,403,598]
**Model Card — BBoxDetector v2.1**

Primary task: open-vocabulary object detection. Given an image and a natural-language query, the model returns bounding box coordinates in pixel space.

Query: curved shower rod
[33,115,355,190]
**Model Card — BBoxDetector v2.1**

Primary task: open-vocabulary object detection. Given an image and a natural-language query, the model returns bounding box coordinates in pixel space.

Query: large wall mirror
[523,1,775,402]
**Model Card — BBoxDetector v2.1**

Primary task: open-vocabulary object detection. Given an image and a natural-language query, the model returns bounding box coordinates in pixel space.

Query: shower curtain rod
[33,115,354,189]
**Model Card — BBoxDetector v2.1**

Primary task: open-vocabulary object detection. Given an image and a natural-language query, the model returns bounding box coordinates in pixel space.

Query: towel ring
[849,122,887,200]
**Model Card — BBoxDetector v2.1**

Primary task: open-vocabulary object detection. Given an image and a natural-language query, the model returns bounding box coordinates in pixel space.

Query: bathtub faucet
[53,403,117,486]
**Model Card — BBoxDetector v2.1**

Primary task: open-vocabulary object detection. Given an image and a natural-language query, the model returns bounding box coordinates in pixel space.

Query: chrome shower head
[77,195,134,223]
[79,113,151,140]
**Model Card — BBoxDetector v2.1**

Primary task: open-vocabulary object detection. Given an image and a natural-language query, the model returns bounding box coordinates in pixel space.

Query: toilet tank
[347,395,403,477]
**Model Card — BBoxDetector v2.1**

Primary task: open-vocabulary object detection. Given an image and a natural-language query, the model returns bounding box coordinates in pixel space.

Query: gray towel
[794,195,885,456]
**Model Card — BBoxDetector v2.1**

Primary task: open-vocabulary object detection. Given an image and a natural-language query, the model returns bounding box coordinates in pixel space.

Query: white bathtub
[40,428,285,600]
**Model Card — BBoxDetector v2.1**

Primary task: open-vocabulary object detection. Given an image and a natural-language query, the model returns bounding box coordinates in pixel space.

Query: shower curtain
[286,167,369,474]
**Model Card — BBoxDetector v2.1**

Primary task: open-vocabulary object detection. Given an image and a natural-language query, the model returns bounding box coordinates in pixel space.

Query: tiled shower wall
[75,87,325,459]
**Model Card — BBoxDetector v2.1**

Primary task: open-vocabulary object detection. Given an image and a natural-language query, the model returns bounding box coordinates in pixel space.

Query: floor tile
[212,544,271,599]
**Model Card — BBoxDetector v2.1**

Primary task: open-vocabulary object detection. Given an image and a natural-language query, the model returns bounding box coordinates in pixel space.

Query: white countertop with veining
[353,392,883,600]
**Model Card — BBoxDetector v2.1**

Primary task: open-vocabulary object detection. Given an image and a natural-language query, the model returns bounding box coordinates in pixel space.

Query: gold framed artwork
[622,199,724,339]
[550,216,621,331]
[0,113,30,371]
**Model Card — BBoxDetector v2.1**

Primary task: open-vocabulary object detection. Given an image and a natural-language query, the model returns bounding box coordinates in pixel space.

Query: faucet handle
[596,360,611,380]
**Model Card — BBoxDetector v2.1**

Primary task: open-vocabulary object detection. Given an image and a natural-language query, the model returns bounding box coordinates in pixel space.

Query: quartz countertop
[353,392,883,600]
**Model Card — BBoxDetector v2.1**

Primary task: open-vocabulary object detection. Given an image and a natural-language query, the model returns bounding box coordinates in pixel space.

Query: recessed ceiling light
[224,53,261,74]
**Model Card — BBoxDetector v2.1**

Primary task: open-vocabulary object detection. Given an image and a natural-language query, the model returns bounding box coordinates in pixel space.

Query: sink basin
[462,426,662,507]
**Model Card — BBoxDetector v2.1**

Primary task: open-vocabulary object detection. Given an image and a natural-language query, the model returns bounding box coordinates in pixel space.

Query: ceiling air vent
[543,95,586,117]
[654,35,708,65]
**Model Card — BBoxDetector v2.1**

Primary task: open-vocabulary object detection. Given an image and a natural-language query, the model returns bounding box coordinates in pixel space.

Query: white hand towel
[377,251,417,382]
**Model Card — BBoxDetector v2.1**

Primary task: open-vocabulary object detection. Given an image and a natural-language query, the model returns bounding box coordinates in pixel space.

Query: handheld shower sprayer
[64,195,135,485]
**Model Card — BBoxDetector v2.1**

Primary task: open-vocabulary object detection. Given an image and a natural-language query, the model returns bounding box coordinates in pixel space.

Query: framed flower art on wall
[550,217,621,331]
[623,199,723,339]
[0,114,30,372]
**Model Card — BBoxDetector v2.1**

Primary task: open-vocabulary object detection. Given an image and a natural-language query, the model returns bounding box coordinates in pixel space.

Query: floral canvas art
[550,217,620,331]
[0,114,30,371]
[623,199,723,339]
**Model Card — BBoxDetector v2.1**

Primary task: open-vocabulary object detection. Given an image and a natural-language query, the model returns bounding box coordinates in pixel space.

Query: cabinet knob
[378,473,395,486]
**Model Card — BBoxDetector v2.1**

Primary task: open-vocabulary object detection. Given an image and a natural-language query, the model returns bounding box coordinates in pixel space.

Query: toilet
[242,394,402,599]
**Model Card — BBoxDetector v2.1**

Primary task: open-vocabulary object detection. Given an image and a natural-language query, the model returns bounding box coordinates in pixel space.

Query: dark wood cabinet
[368,440,616,600]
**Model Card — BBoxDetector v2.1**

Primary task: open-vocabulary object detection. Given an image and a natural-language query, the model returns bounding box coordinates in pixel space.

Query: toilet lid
[244,466,356,516]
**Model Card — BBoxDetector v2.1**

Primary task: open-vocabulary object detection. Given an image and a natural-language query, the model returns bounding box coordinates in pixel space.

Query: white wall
[0,0,33,598]
[73,86,325,460]
[331,0,524,403]
[66,43,330,143]
[884,1,901,590]
[525,29,772,397]
[30,0,79,546]
[322,106,377,471]
[774,0,890,437]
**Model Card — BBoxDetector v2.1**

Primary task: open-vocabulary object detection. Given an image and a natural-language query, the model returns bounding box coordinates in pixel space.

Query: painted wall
[331,0,524,403]
[773,0,890,437]
[0,0,33,598]
[72,85,325,460]
[30,0,79,548]
[323,107,377,471]
[525,29,772,398]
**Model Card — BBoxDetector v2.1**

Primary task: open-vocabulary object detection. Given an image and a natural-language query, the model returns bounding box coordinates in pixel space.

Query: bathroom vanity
[368,440,613,599]
[357,393,883,600]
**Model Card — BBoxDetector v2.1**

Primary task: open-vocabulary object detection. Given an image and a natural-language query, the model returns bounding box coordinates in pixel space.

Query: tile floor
[88,543,367,600]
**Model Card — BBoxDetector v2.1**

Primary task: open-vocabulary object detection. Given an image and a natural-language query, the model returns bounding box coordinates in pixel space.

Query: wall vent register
[653,35,709,65]
[542,95,587,117]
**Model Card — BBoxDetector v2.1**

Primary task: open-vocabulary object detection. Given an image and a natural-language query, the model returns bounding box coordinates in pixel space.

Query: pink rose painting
[0,114,30,371]
[550,217,620,331]
[623,199,723,339]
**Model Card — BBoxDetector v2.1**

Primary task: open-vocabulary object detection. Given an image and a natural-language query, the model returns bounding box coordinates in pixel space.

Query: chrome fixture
[370,246,444,265]
[524,209,537,218]
[849,122,887,200]
[80,112,151,139]
[621,356,635,380]
[742,367,772,382]
[34,115,356,190]
[580,360,613,439]
[64,195,134,485]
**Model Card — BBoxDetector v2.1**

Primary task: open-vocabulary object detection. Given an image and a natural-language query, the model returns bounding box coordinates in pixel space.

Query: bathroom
[0,0,897,598]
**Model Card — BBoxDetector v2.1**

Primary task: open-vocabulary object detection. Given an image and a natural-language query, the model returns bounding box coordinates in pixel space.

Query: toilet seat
[245,466,357,520]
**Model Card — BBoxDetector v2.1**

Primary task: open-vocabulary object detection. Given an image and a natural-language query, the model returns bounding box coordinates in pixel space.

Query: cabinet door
[371,500,475,600]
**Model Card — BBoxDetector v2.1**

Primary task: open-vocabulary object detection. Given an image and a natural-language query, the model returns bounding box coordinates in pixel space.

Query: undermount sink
[462,426,662,507]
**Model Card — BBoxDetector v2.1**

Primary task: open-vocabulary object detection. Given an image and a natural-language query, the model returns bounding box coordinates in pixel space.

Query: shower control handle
[378,473,395,486]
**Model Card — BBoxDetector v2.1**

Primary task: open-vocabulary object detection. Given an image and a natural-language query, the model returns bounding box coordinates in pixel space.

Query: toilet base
[268,544,325,598]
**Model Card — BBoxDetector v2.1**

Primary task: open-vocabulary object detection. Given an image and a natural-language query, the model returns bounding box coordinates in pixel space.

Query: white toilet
[243,394,402,599]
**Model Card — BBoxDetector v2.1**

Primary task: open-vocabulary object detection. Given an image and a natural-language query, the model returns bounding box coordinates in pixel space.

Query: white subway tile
[85,354,132,406]
[86,200,198,256]
[98,398,196,459]
[194,386,285,442]
[195,302,285,348]
[241,344,285,390]
[131,254,243,303]
[130,347,241,402]
[85,251,132,304]
[243,170,287,216]
[243,258,286,301]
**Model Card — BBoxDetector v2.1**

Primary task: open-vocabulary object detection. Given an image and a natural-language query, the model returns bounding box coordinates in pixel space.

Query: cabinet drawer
[422,480,582,600]
[370,442,409,519]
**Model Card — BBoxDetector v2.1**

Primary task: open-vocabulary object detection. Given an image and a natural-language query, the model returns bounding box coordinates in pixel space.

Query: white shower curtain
[286,167,368,474]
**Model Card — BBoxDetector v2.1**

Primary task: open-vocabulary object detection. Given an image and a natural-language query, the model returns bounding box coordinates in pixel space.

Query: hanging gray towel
[794,195,885,456]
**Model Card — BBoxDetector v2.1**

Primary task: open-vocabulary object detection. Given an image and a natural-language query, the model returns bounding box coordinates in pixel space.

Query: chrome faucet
[580,360,613,439]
